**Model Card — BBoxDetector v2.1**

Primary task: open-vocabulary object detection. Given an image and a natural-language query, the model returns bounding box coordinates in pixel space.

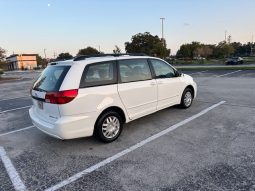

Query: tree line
[1,32,254,68]
[55,32,170,61]
[176,41,255,59]
[55,33,255,60]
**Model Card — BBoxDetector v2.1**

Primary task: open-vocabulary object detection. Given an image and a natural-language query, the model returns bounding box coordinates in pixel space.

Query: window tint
[118,59,152,83]
[33,65,70,92]
[80,61,115,88]
[150,59,176,78]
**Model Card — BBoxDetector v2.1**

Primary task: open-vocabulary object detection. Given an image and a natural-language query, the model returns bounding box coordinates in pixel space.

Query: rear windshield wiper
[33,87,46,92]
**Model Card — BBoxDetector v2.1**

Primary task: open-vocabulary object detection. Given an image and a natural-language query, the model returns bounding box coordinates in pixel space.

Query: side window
[118,59,152,83]
[150,59,176,78]
[80,61,116,88]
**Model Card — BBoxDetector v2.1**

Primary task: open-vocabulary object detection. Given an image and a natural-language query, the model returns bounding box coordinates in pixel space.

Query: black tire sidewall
[181,88,193,108]
[95,111,123,143]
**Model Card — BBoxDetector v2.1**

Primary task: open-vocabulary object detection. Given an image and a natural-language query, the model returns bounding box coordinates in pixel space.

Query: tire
[180,88,193,109]
[94,111,123,143]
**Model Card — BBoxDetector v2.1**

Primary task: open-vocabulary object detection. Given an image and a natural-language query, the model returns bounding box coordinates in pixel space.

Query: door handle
[157,80,164,84]
[150,82,157,86]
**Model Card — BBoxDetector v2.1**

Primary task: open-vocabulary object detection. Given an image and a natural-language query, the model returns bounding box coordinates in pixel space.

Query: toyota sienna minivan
[29,54,197,143]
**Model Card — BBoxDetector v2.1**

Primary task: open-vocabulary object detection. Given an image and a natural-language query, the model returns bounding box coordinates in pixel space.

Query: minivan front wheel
[95,111,123,143]
[180,88,193,108]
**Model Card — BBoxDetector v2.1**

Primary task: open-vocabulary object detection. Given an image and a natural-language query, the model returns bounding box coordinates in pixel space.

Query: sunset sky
[1,0,255,57]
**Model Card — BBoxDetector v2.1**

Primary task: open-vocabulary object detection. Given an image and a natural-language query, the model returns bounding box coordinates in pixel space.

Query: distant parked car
[225,57,244,65]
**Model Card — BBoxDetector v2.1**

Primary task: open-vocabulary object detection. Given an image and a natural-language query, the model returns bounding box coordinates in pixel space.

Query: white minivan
[29,54,197,142]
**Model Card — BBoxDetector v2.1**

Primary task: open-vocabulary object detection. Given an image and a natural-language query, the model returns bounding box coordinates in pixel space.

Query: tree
[56,52,73,61]
[194,45,213,58]
[77,46,100,55]
[0,47,7,71]
[36,55,48,68]
[231,42,252,56]
[125,32,170,58]
[176,42,201,58]
[0,47,6,61]
[113,45,121,54]
[213,41,234,58]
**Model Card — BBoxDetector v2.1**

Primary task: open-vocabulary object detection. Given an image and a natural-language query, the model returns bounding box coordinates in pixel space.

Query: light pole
[160,18,165,41]
[251,34,254,56]
[44,49,47,59]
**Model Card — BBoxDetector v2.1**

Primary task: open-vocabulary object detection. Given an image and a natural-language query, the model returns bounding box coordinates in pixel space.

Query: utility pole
[98,45,101,53]
[227,35,231,44]
[225,30,227,42]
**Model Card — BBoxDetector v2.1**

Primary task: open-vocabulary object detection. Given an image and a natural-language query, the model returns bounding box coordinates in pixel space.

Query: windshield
[33,65,70,92]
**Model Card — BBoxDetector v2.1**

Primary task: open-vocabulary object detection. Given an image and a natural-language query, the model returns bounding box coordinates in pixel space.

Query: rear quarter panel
[58,84,128,120]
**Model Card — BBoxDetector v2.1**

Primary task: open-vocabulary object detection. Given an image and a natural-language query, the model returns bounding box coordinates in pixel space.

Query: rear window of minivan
[33,65,70,92]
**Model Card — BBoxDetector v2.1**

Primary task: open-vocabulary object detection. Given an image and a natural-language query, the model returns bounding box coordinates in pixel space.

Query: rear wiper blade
[33,87,46,92]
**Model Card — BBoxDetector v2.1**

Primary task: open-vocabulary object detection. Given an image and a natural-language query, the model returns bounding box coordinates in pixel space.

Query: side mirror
[175,70,182,77]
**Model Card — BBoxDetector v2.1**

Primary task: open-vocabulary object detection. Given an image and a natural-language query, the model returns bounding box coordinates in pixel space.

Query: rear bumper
[29,107,97,139]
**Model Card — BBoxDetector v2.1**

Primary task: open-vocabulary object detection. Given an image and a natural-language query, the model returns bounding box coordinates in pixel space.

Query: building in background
[6,54,37,70]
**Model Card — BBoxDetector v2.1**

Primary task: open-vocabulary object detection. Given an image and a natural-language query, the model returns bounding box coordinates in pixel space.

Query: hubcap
[184,91,192,107]
[102,116,120,139]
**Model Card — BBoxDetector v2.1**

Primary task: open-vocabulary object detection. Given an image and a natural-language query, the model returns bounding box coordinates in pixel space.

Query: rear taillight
[45,89,78,104]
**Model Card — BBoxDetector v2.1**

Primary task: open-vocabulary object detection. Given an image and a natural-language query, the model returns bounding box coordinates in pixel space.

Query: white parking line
[0,105,31,114]
[0,96,28,102]
[0,126,34,137]
[0,147,26,191]
[216,70,242,77]
[45,100,226,191]
[189,70,208,75]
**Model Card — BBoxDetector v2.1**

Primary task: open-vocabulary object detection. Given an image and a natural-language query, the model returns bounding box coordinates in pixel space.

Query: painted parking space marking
[189,70,208,75]
[216,70,242,77]
[0,125,34,138]
[45,100,226,191]
[0,96,29,102]
[0,147,26,191]
[0,105,31,114]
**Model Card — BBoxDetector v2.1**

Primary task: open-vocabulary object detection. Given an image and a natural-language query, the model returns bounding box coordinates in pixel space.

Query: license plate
[37,101,43,110]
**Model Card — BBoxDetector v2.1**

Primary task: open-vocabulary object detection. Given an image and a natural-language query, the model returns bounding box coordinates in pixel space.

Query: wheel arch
[185,85,195,98]
[95,106,127,127]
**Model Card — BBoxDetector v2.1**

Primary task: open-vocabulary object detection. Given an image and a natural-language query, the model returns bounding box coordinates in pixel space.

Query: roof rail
[73,53,147,61]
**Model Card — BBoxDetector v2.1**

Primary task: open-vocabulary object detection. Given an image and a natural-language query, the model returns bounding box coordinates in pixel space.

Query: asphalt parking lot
[0,69,255,191]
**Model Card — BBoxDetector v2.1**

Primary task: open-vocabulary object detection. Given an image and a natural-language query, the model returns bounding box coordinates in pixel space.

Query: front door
[150,59,183,110]
[117,59,157,120]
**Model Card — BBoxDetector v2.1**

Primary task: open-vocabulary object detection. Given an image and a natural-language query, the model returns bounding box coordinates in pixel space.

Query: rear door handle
[157,80,164,84]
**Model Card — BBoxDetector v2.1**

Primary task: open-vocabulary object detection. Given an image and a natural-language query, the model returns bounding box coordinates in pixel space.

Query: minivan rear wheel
[94,111,123,143]
[180,88,193,108]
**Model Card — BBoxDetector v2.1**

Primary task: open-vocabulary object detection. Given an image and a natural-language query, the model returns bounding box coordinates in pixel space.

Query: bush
[0,69,3,78]
[33,66,41,70]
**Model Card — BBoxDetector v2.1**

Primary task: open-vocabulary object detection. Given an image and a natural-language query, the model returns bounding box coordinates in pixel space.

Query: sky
[1,0,255,57]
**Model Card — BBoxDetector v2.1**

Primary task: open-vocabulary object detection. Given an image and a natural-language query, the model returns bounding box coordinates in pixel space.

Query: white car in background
[29,54,197,143]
